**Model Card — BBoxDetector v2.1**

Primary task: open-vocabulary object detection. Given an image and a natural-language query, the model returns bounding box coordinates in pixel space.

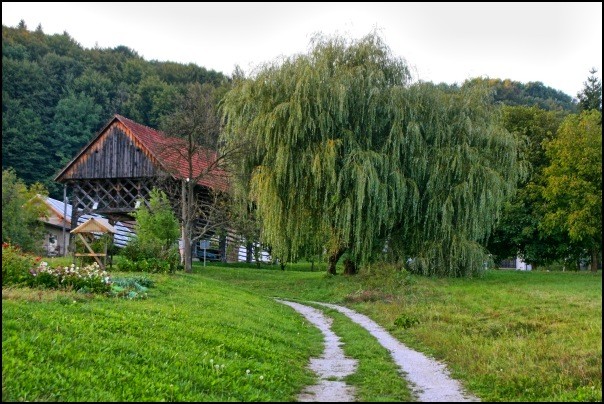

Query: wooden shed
[71,217,116,269]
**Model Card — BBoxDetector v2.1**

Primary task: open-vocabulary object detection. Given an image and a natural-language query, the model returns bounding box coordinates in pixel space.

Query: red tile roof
[115,115,229,192]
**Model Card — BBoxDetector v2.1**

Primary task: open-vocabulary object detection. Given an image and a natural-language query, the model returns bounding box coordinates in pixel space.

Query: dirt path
[276,299,480,402]
[276,299,358,402]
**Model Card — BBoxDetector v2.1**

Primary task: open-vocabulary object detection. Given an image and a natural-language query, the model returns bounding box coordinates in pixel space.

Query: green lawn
[2,263,602,402]
[2,272,324,401]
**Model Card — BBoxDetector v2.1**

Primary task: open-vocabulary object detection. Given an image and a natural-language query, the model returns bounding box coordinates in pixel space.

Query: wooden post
[62,184,68,257]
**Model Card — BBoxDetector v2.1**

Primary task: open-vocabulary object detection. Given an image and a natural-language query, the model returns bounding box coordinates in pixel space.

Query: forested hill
[2,23,228,197]
[2,23,577,198]
[463,77,576,111]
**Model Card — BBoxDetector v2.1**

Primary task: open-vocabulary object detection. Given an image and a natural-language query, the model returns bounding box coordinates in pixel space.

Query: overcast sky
[3,2,602,98]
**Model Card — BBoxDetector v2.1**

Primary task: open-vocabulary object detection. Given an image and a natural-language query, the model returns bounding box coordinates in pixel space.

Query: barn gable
[56,120,160,180]
[55,115,161,182]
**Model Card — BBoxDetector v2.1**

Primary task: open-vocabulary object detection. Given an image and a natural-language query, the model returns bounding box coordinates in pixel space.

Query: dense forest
[3,22,576,199]
[2,22,228,197]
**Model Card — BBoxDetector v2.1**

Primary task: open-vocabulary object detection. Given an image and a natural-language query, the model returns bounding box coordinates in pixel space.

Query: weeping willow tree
[220,33,523,276]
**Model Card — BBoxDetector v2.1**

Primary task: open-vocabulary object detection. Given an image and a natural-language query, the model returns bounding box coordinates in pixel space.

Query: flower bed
[30,261,112,293]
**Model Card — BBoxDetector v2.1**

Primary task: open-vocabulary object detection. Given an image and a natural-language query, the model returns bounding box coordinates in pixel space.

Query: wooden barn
[54,114,235,261]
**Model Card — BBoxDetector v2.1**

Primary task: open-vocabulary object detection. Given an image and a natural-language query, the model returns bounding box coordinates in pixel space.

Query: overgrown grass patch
[2,272,322,401]
[347,270,602,402]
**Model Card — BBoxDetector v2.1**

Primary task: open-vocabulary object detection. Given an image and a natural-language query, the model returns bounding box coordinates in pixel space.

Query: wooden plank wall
[61,125,159,180]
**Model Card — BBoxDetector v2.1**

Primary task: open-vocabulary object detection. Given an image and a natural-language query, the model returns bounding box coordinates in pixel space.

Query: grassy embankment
[2,271,323,402]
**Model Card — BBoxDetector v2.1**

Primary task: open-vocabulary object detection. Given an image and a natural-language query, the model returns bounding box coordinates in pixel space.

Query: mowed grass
[2,261,601,402]
[2,272,323,402]
[198,264,602,402]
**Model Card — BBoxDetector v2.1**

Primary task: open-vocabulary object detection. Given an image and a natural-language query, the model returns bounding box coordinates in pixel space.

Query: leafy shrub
[29,261,111,293]
[108,276,155,299]
[118,189,181,273]
[2,169,48,253]
[121,238,160,262]
[117,256,176,274]
[2,242,40,286]
[119,241,179,273]
[116,257,137,272]
[394,314,420,329]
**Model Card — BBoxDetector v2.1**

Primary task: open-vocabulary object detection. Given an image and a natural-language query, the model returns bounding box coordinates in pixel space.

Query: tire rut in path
[275,299,358,402]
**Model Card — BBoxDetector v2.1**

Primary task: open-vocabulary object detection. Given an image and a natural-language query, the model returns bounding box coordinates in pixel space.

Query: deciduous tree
[159,83,236,273]
[133,188,180,249]
[541,110,602,271]
[487,106,567,265]
[2,168,48,253]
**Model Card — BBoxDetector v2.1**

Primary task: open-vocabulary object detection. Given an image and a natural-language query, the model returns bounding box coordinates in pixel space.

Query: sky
[2,2,602,98]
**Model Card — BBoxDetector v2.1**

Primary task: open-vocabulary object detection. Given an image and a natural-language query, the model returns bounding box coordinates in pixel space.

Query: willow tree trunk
[328,248,346,275]
[343,258,357,275]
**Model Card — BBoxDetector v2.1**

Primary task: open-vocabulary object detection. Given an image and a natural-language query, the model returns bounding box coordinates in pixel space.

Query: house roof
[55,114,229,192]
[71,217,117,234]
[39,194,69,228]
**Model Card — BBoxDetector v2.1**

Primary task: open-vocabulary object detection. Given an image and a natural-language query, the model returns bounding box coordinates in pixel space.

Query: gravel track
[276,299,480,402]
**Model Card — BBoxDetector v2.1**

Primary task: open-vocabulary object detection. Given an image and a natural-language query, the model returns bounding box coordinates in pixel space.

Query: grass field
[2,261,602,402]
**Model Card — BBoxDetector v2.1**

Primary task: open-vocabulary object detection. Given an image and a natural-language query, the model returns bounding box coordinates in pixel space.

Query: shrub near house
[2,242,40,286]
[2,242,152,299]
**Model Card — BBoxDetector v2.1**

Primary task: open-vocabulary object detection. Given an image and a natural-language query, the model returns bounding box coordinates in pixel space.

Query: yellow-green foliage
[1,242,39,286]
[2,168,49,253]
[542,110,602,247]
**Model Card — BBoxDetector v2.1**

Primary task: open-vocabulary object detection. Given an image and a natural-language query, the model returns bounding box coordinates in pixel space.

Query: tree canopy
[159,83,232,273]
[577,68,602,113]
[221,33,523,276]
[461,77,576,112]
[486,106,568,265]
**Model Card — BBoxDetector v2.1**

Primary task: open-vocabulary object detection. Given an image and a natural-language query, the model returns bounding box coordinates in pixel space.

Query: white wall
[516,257,532,271]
